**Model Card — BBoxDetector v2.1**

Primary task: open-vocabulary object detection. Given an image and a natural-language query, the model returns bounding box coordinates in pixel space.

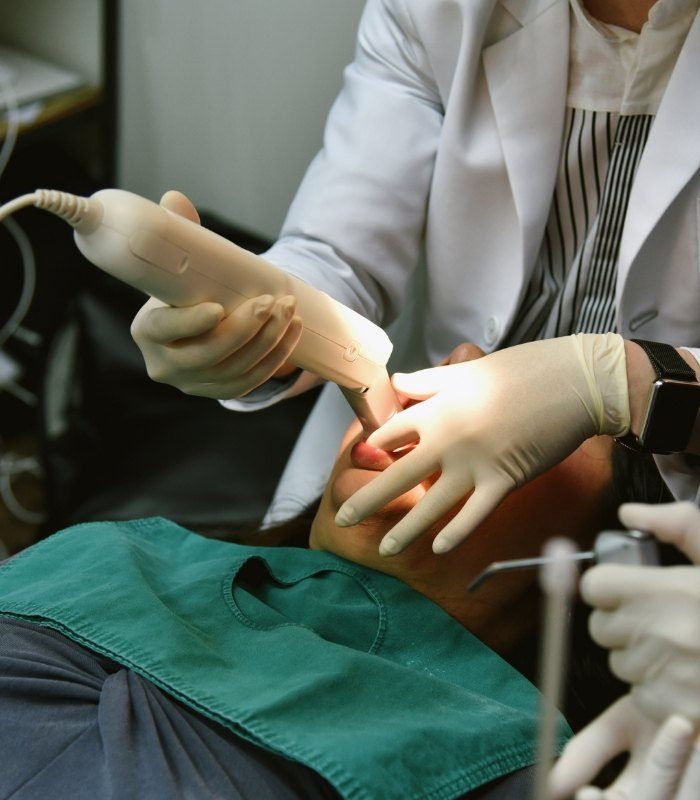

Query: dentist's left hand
[130,191,302,400]
[335,334,630,555]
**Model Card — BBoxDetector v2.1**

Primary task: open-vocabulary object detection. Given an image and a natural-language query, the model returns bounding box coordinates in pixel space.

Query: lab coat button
[484,316,500,346]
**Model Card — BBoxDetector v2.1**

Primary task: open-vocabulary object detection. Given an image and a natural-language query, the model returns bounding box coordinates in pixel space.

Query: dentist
[131,0,700,533]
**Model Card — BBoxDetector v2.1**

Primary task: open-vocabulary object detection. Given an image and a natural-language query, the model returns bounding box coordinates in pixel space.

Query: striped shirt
[503,0,697,345]
[504,110,653,343]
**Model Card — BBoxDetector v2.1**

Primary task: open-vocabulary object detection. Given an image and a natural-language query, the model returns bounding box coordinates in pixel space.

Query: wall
[0,0,103,84]
[117,0,365,241]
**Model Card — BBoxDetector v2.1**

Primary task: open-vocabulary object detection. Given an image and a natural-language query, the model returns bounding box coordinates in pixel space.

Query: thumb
[549,697,633,800]
[159,190,201,225]
[618,502,700,564]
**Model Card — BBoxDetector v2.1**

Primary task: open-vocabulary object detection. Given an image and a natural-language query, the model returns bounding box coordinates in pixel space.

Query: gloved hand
[549,696,700,800]
[335,333,630,555]
[582,501,700,725]
[130,190,303,399]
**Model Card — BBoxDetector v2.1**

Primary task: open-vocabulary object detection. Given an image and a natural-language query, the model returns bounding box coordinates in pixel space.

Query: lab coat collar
[499,0,563,26]
[483,0,570,273]
[618,8,700,290]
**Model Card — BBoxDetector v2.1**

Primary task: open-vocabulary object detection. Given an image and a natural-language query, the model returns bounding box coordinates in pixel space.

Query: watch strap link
[631,339,696,382]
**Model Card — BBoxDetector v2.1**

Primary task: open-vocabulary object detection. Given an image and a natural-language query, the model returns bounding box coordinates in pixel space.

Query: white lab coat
[224,0,700,523]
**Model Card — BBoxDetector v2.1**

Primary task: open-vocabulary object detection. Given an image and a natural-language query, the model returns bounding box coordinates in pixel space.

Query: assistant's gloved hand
[582,501,700,725]
[549,696,700,800]
[130,190,303,399]
[335,333,630,555]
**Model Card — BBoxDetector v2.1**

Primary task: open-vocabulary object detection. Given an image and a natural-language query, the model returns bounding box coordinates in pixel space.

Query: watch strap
[617,339,699,453]
[631,339,696,382]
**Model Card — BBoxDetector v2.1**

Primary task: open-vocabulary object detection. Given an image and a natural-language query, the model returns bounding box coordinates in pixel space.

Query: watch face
[640,380,700,454]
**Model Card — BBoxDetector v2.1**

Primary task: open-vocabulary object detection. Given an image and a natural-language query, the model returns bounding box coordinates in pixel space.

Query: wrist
[573,333,629,436]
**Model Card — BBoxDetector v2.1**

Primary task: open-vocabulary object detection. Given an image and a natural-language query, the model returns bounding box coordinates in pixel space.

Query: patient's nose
[350,440,395,471]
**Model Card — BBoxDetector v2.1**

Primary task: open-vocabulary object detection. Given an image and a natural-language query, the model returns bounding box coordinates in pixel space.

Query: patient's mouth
[350,440,395,471]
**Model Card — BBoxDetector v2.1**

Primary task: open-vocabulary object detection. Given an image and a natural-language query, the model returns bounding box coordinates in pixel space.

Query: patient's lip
[350,440,395,471]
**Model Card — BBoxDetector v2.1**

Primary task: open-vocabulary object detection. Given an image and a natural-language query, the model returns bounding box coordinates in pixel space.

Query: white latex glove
[335,333,630,555]
[549,696,700,800]
[130,191,303,399]
[581,501,700,725]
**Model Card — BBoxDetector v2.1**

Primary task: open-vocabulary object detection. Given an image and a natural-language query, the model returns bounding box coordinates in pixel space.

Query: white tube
[533,537,578,800]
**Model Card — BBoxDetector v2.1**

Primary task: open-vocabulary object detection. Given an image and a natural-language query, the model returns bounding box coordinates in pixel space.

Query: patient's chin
[331,468,380,508]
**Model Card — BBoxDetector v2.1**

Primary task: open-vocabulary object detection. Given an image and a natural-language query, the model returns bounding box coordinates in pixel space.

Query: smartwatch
[617,339,700,454]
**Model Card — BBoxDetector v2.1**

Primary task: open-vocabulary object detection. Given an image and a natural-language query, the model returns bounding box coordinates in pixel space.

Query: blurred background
[0,0,366,553]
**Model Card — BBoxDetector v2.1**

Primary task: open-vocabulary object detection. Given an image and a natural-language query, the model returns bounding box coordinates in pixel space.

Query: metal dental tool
[467,529,659,593]
[469,530,658,800]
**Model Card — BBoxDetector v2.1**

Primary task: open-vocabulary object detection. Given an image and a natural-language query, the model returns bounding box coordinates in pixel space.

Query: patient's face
[310,418,614,653]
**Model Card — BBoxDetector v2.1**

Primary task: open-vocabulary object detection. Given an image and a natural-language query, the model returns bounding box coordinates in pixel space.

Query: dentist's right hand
[335,333,630,556]
[130,190,304,399]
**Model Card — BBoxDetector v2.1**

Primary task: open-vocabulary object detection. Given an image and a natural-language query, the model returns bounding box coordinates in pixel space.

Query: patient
[0,394,650,800]
[311,417,614,656]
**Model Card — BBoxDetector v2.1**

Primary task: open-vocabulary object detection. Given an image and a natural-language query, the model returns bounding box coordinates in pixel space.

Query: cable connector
[33,189,103,233]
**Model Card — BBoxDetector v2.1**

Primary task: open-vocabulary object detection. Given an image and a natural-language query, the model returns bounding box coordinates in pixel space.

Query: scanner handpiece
[68,189,402,432]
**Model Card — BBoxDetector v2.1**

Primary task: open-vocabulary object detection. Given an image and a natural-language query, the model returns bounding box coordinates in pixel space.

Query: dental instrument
[532,538,578,800]
[0,188,403,432]
[467,529,659,593]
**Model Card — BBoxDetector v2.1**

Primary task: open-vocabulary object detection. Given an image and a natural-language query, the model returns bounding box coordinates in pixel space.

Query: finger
[630,681,700,728]
[636,716,694,800]
[675,732,700,800]
[215,296,298,375]
[608,642,654,685]
[163,295,280,371]
[365,404,423,451]
[133,301,226,346]
[432,482,507,554]
[589,609,632,649]
[237,315,304,396]
[378,474,470,556]
[334,446,437,527]
[159,189,201,224]
[211,315,303,399]
[580,564,662,609]
[574,788,605,800]
[619,502,700,565]
[549,697,634,800]
[390,366,461,399]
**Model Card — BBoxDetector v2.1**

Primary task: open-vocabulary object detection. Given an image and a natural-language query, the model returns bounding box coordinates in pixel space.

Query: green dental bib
[0,518,567,799]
